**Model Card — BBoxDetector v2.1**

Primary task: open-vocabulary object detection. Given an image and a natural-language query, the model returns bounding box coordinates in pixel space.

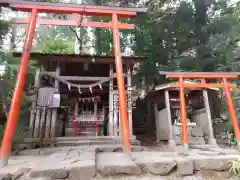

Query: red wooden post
[222,78,240,149]
[179,77,188,149]
[112,13,131,152]
[0,8,38,167]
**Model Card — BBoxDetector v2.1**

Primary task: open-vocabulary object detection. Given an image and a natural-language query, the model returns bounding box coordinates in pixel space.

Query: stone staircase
[23,136,140,148]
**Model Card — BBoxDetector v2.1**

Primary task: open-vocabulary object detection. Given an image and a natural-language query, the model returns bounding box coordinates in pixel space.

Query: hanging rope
[42,71,121,93]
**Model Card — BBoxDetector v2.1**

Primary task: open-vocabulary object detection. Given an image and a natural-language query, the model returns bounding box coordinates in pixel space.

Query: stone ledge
[191,155,240,171]
[132,152,177,175]
[97,152,141,175]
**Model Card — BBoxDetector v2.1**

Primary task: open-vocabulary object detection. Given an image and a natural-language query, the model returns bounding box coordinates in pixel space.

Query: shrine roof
[145,80,219,100]
[13,52,146,65]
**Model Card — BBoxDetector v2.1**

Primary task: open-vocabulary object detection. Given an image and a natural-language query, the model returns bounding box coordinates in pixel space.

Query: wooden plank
[45,109,52,138]
[33,108,41,139]
[29,68,40,137]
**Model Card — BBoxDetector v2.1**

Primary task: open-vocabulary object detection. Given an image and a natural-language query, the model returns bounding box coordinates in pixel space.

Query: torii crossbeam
[0,0,147,167]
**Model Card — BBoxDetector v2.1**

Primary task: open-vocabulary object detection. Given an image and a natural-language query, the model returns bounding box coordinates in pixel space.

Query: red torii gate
[163,72,240,150]
[0,1,147,166]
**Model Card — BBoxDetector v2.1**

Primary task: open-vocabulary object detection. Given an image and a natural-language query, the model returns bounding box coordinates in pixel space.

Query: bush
[228,158,240,174]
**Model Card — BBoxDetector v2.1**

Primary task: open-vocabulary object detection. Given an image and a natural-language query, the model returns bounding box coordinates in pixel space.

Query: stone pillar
[165,90,176,149]
[154,103,160,142]
[127,63,133,137]
[108,64,114,136]
[203,89,217,145]
[50,63,60,137]
[29,68,40,137]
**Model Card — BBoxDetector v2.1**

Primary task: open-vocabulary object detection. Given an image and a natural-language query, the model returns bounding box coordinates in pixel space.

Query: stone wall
[173,125,205,145]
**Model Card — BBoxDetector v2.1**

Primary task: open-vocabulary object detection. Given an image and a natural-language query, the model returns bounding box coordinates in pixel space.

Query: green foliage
[229,158,240,174]
[133,0,240,87]
[0,20,9,40]
[36,39,75,54]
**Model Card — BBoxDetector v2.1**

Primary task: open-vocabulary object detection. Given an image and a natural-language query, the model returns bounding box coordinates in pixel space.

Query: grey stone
[191,127,204,137]
[194,155,240,171]
[197,151,221,156]
[0,173,12,180]
[182,176,204,180]
[12,168,31,180]
[132,152,176,175]
[144,159,176,175]
[29,165,68,179]
[174,135,182,145]
[177,158,194,175]
[97,152,141,175]
[19,149,40,156]
[191,137,205,145]
[65,160,95,180]
[173,126,181,135]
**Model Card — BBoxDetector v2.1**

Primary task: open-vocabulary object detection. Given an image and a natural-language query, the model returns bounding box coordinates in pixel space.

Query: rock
[182,176,204,180]
[191,127,203,137]
[194,155,240,171]
[197,151,221,156]
[174,135,182,145]
[173,126,181,135]
[191,137,205,145]
[12,168,31,180]
[29,165,68,179]
[66,160,95,180]
[132,152,176,175]
[19,149,40,156]
[177,158,194,175]
[97,152,141,175]
[0,173,12,180]
[144,159,176,175]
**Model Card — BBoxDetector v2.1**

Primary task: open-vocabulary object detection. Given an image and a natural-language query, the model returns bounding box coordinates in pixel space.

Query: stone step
[55,139,141,147]
[23,136,140,148]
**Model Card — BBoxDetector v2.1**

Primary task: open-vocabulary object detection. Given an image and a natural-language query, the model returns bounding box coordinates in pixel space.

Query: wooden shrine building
[13,52,145,140]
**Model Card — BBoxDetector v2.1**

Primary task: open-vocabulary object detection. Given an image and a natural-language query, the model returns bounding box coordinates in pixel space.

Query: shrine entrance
[0,1,147,166]
[161,72,240,150]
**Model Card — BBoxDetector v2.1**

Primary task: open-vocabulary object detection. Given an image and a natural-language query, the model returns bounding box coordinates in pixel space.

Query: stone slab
[29,164,68,179]
[12,168,31,180]
[96,145,143,152]
[177,158,194,175]
[192,155,240,171]
[0,173,12,180]
[182,176,204,180]
[65,160,95,180]
[191,127,204,137]
[97,152,141,175]
[132,152,176,175]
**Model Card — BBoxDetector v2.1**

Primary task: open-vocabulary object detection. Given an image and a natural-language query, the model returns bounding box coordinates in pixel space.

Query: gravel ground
[92,171,240,180]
